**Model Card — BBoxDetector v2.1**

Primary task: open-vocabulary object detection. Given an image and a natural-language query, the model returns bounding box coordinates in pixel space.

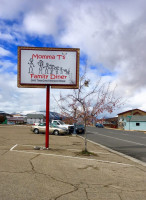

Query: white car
[51,120,74,133]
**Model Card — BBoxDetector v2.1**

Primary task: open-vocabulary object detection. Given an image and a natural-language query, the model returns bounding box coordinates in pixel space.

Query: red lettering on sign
[32,54,55,59]
[30,74,49,79]
[50,74,67,79]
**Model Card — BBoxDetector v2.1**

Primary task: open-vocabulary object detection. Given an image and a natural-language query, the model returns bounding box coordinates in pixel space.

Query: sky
[0,0,146,117]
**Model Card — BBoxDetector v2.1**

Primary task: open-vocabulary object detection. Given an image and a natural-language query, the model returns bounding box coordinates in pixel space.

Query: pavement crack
[29,154,40,172]
[0,170,32,174]
[84,188,90,200]
[29,158,79,199]
[1,150,10,156]
[54,187,79,200]
[118,193,123,200]
[36,171,79,200]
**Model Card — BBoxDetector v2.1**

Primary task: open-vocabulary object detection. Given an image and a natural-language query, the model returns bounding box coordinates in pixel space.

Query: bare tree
[55,70,124,152]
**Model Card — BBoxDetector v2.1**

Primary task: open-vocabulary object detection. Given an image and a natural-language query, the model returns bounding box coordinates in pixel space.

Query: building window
[136,123,140,126]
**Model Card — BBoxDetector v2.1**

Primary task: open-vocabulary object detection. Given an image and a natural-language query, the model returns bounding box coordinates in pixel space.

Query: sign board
[17,47,80,89]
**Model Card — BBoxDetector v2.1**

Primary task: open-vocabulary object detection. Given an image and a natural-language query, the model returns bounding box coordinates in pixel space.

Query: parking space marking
[10,144,18,151]
[9,144,134,167]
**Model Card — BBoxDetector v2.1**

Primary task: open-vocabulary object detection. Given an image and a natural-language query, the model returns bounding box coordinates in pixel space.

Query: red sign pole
[46,85,50,148]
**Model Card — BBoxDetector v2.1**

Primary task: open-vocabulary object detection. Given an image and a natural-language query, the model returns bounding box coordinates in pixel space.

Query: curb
[78,135,146,167]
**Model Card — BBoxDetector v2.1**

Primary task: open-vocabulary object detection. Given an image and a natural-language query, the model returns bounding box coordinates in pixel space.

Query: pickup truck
[51,120,74,133]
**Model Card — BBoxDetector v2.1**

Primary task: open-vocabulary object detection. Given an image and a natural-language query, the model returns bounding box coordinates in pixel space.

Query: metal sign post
[46,85,50,148]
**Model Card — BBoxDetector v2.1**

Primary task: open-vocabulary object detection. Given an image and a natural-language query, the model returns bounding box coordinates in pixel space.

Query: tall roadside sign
[18,46,80,148]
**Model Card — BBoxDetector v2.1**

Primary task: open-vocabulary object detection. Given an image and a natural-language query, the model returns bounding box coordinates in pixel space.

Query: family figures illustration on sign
[28,58,35,73]
[28,58,70,76]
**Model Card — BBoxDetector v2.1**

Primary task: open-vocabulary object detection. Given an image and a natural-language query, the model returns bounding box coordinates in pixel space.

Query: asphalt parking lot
[0,125,146,200]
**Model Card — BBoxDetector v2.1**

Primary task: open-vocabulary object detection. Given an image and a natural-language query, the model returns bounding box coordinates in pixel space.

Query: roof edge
[118,108,146,115]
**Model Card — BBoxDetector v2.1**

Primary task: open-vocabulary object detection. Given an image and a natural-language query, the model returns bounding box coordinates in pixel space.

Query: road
[86,126,146,162]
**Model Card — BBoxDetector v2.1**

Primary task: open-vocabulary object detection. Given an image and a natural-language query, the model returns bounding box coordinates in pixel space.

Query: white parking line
[90,132,146,146]
[9,144,133,166]
[10,144,18,151]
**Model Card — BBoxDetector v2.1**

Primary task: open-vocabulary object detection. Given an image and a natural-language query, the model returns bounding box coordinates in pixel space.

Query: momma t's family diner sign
[17,47,80,89]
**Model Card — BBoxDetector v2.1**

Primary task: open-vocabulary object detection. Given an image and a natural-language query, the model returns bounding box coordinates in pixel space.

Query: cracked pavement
[0,125,146,200]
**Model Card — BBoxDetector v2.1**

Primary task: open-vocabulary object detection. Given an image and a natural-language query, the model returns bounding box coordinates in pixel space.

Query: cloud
[128,88,146,111]
[0,71,48,113]
[0,47,12,57]
[0,0,42,20]
[1,0,146,114]
[22,0,69,37]
[55,1,146,99]
[0,60,16,73]
[23,12,59,36]
[0,32,13,41]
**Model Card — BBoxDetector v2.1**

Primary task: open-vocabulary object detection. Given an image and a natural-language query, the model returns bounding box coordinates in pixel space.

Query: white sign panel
[18,47,80,88]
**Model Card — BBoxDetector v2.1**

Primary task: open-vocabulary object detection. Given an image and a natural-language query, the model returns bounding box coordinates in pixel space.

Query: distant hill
[0,111,5,114]
[1,110,64,120]
[0,111,12,117]
[26,111,63,120]
[35,111,63,120]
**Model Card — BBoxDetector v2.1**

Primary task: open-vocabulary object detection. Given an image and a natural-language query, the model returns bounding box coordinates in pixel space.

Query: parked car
[75,124,85,134]
[33,122,40,126]
[95,123,104,128]
[51,120,74,133]
[31,122,69,135]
